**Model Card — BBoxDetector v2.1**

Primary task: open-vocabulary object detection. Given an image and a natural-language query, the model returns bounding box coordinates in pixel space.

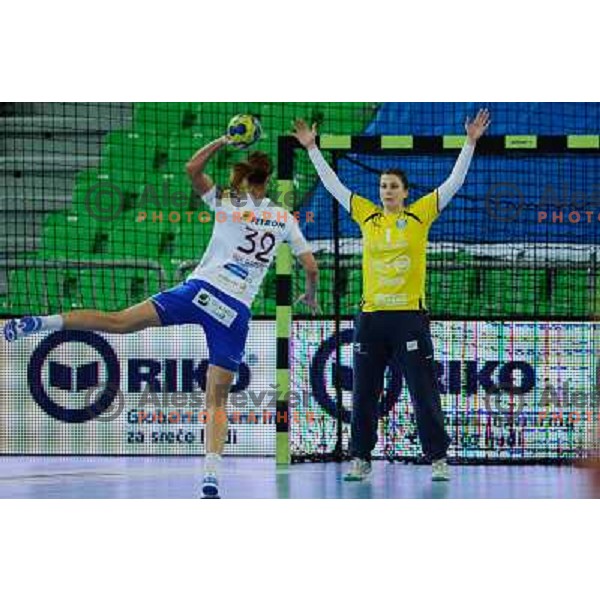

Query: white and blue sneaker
[3,317,43,343]
[432,459,451,482]
[201,473,221,499]
[343,458,372,482]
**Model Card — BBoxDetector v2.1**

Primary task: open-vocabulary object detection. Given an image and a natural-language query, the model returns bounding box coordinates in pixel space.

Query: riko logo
[26,332,254,423]
[310,329,536,423]
[27,331,121,424]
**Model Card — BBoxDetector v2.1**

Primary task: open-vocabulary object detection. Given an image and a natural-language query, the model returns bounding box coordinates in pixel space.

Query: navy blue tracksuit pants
[351,310,451,462]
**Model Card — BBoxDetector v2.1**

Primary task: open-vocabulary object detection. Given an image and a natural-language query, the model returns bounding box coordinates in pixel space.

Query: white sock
[39,315,64,332]
[205,453,222,476]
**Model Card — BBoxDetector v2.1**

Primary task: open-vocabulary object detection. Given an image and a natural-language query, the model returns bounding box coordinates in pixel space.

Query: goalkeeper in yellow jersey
[294,109,491,482]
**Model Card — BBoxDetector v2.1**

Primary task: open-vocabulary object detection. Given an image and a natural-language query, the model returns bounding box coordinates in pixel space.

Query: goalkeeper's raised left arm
[437,109,492,213]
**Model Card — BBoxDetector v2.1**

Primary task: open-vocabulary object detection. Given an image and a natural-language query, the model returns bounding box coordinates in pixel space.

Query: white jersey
[188,187,311,308]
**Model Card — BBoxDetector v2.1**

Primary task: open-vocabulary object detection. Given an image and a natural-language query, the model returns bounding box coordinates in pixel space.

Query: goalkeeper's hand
[293,119,318,150]
[465,109,491,144]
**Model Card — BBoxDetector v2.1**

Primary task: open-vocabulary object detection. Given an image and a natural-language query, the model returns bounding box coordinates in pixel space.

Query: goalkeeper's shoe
[201,473,221,499]
[432,459,451,482]
[343,458,372,482]
[3,317,43,343]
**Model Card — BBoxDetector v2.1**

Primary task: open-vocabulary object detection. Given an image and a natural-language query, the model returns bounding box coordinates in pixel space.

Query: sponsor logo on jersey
[396,255,411,271]
[250,216,286,229]
[372,239,408,253]
[216,272,249,295]
[197,292,210,307]
[224,262,250,280]
[381,275,406,287]
[372,257,410,279]
[373,293,409,307]
[192,289,238,327]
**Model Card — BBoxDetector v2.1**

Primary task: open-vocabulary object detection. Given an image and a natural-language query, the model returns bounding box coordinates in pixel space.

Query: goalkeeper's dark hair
[382,168,409,191]
[232,152,273,189]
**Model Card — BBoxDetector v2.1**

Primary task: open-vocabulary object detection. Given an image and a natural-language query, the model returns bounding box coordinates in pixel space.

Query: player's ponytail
[231,152,272,192]
[231,162,253,191]
[247,152,272,185]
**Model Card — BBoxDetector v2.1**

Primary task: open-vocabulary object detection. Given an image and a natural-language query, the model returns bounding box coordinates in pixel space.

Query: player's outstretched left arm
[437,109,491,212]
[295,252,320,316]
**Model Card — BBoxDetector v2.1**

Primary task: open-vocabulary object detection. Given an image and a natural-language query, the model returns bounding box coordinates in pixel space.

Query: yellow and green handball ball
[227,114,263,149]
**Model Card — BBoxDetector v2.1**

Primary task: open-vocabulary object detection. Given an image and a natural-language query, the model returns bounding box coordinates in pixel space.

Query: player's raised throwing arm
[437,109,491,212]
[186,135,231,199]
[293,119,353,213]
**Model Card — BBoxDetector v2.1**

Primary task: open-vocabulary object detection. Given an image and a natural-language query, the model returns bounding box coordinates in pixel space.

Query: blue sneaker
[3,320,17,342]
[201,473,221,499]
[3,317,42,342]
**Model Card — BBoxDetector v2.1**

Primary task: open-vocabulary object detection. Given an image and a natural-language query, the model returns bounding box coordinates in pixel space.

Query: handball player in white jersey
[3,135,320,499]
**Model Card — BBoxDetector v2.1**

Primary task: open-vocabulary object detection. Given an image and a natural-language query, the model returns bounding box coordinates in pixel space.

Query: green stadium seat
[136,172,194,213]
[591,272,600,317]
[105,213,180,259]
[167,133,208,173]
[71,170,128,224]
[514,269,549,317]
[427,267,477,316]
[478,269,508,317]
[135,103,198,135]
[343,268,363,314]
[7,269,85,314]
[100,131,160,195]
[253,267,277,317]
[327,268,343,316]
[317,268,337,316]
[8,270,53,314]
[551,269,588,317]
[79,268,163,312]
[170,219,212,258]
[478,268,548,318]
[102,131,157,168]
[160,219,214,285]
[39,212,101,259]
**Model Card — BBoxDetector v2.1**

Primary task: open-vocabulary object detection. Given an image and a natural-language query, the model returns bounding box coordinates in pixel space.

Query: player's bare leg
[62,301,161,333]
[201,364,235,499]
[4,301,161,341]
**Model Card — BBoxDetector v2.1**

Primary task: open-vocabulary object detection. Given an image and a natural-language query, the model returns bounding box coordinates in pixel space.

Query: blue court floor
[0,457,274,499]
[277,462,599,499]
[1,458,596,499]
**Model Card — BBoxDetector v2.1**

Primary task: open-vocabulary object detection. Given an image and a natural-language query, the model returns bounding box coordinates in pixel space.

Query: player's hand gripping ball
[227,114,263,149]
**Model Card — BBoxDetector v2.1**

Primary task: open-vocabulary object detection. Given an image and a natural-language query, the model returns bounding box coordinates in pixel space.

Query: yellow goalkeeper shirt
[351,191,440,312]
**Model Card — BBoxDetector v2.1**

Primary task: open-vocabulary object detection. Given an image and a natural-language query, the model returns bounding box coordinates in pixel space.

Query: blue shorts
[150,279,251,373]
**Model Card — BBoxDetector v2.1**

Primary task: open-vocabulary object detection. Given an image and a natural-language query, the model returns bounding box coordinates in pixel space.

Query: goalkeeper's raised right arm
[293,119,353,213]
